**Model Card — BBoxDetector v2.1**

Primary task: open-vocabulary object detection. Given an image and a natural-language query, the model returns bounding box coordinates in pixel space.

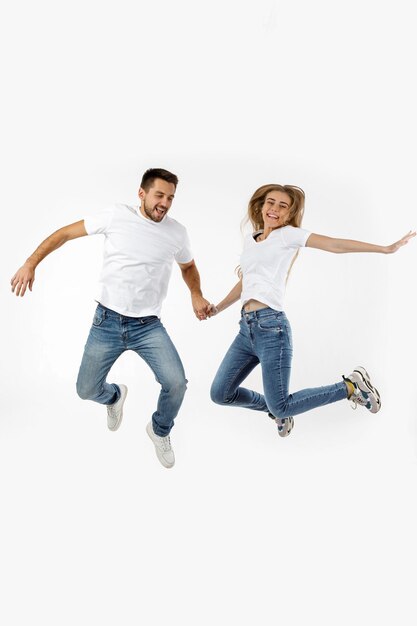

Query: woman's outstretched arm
[208,279,242,316]
[306,231,416,254]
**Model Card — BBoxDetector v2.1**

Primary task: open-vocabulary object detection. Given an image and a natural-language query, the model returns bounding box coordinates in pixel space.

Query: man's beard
[143,201,167,222]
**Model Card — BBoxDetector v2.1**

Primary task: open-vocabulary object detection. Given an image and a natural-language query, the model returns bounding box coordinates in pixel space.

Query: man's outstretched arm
[178,260,211,321]
[11,220,87,297]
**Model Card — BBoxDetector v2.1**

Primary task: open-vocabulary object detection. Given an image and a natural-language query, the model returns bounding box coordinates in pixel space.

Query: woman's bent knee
[268,403,291,419]
[210,381,229,405]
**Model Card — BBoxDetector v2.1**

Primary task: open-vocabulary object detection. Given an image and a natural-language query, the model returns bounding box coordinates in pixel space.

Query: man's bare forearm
[25,228,71,269]
[11,220,87,297]
[180,262,211,319]
[181,263,203,295]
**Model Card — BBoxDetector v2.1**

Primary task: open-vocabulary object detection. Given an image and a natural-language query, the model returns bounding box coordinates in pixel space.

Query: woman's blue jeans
[76,304,187,436]
[210,308,347,418]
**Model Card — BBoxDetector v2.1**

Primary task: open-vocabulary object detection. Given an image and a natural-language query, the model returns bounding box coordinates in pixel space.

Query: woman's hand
[306,230,416,254]
[385,231,416,254]
[207,304,219,317]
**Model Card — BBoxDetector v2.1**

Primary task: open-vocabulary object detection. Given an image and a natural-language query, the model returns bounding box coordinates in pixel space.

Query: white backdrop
[1,1,416,625]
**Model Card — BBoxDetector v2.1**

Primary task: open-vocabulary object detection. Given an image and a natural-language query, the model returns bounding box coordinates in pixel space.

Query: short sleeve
[281,226,311,249]
[84,206,115,235]
[174,229,193,264]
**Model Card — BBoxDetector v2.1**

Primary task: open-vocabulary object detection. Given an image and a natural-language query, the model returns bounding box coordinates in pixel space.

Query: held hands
[385,231,416,254]
[191,294,212,321]
[191,294,219,321]
[11,263,35,297]
[207,303,219,317]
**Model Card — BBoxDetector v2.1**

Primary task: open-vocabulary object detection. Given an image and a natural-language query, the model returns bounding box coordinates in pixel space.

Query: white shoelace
[350,391,368,410]
[158,435,172,452]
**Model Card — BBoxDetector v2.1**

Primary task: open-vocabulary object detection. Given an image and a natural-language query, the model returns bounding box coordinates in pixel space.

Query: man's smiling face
[139,178,176,222]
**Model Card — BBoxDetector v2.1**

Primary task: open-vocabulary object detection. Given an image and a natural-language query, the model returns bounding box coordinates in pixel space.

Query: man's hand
[191,294,212,321]
[178,260,212,320]
[10,220,87,299]
[11,263,36,297]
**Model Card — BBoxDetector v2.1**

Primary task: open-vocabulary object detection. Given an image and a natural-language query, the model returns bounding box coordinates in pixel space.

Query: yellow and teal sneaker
[344,367,381,413]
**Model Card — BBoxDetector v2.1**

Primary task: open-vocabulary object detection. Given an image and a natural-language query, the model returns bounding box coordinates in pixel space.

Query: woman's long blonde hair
[245,184,305,232]
[238,184,306,280]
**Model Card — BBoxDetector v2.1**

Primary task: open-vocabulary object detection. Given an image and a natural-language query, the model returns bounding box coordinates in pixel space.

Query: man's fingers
[192,297,211,320]
[11,269,35,296]
[11,274,22,293]
[15,280,28,297]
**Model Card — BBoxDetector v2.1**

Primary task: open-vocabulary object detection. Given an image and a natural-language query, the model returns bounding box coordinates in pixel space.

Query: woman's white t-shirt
[240,225,311,311]
[84,203,193,317]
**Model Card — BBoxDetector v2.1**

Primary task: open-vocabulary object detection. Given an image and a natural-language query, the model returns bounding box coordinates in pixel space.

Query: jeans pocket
[139,315,159,325]
[92,308,106,326]
[282,320,293,348]
[258,316,282,332]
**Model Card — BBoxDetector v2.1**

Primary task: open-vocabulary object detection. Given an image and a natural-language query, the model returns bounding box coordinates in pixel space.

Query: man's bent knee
[76,379,99,401]
[162,377,188,398]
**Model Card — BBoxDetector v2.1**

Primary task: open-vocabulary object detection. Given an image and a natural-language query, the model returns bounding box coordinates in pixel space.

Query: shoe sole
[146,422,175,469]
[107,385,128,431]
[276,416,294,437]
[351,367,381,413]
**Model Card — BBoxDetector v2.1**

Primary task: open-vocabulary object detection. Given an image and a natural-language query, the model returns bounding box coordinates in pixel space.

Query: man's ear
[138,187,145,201]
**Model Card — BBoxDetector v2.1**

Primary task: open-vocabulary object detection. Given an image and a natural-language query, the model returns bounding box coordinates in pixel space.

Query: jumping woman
[209,184,415,437]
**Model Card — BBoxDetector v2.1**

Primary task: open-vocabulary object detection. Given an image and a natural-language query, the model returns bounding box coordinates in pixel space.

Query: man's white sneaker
[107,384,128,431]
[344,367,381,414]
[146,421,175,468]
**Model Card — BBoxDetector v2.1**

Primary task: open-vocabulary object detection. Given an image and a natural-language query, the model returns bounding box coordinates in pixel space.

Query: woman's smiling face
[261,190,292,230]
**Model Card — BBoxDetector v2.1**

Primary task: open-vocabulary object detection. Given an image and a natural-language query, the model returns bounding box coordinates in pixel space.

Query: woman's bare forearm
[215,280,242,313]
[306,231,416,254]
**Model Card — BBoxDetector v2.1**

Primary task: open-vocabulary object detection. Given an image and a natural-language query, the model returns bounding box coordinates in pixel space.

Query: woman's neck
[258,226,274,241]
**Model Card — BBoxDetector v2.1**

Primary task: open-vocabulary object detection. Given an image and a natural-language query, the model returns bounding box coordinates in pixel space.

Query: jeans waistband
[240,307,286,322]
[96,302,158,321]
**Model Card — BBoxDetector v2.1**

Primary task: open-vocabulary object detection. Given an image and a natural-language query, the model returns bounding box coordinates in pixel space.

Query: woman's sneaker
[343,367,381,413]
[269,413,294,437]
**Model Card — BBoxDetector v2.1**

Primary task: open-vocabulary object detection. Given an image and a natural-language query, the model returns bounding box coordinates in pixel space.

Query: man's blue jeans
[211,308,347,418]
[76,304,187,436]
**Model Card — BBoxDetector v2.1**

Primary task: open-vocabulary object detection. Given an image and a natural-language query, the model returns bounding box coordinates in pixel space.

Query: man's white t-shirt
[84,203,193,317]
[240,225,311,312]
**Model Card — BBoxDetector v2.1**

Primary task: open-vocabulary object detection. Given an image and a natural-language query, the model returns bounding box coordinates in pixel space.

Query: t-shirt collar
[135,205,166,224]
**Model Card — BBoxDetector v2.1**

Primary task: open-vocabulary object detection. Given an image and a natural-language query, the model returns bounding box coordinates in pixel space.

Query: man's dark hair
[140,168,179,191]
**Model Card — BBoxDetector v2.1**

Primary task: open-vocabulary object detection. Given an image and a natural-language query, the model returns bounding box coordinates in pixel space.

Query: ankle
[344,379,355,398]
